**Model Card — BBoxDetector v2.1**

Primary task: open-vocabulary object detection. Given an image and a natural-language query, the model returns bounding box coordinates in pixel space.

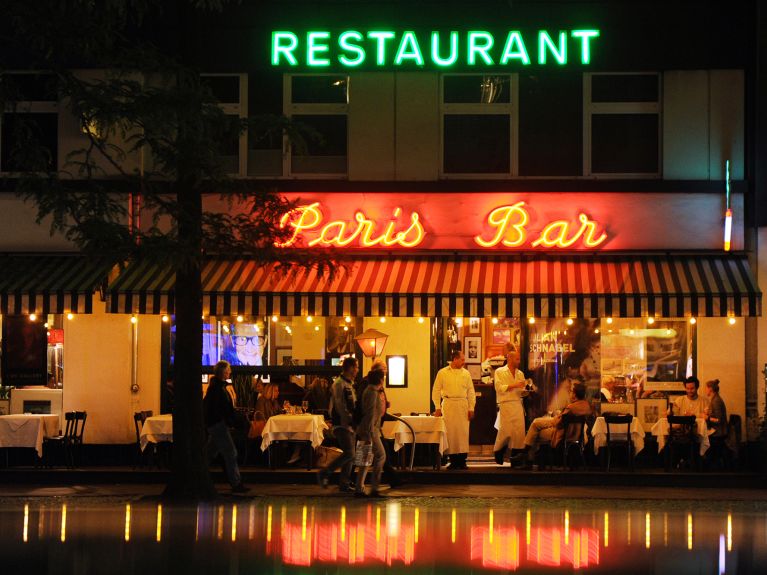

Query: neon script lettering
[271,29,599,68]
[277,202,425,248]
[474,202,607,249]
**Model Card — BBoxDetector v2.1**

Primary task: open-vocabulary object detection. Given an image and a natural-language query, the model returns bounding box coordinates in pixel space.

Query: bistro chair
[43,411,87,468]
[133,410,153,468]
[603,413,634,471]
[665,415,697,471]
[561,414,588,470]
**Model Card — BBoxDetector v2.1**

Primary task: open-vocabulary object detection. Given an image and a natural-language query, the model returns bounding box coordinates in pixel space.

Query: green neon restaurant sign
[271,29,600,68]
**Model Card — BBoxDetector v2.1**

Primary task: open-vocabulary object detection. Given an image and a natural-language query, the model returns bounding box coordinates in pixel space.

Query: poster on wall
[527,318,601,416]
[1,316,48,386]
[222,323,267,366]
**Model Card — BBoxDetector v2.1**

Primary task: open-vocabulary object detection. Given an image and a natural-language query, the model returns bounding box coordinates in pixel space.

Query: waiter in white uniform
[432,350,476,470]
[493,343,526,464]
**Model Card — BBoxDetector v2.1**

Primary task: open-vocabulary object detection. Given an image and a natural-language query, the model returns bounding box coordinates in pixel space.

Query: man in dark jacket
[318,356,359,492]
[204,361,248,493]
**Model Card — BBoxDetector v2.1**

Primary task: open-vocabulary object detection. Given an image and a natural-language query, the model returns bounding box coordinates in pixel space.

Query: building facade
[0,1,764,452]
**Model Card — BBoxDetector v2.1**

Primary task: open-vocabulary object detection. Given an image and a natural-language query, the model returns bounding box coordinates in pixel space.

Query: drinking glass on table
[302,400,309,414]
[283,400,292,415]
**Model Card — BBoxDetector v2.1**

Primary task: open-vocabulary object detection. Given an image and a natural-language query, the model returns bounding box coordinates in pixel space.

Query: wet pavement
[2,483,767,574]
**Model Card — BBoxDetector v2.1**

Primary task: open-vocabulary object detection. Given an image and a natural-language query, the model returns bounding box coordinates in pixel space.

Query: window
[0,73,59,173]
[584,73,660,176]
[441,74,518,176]
[247,73,283,176]
[518,72,582,176]
[285,75,348,176]
[200,74,247,176]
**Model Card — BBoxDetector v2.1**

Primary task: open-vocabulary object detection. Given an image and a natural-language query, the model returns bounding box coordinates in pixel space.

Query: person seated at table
[203,360,248,493]
[600,375,616,403]
[255,383,281,420]
[511,383,592,469]
[355,369,387,497]
[670,376,709,418]
[704,379,727,437]
[304,376,331,415]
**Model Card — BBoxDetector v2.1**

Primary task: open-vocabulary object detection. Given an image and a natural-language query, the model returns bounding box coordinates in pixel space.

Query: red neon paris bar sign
[267,192,743,251]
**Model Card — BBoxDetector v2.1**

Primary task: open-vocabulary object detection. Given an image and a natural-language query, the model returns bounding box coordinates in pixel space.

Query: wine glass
[283,400,291,415]
[302,400,309,414]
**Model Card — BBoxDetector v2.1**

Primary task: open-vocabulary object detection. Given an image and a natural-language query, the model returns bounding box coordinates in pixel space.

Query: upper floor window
[440,74,518,177]
[584,73,660,177]
[200,74,247,176]
[0,73,59,173]
[285,75,348,176]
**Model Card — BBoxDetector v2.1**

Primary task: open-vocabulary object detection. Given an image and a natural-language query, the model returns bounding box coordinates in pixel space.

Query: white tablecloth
[382,416,449,455]
[0,414,60,457]
[651,417,710,456]
[591,416,645,455]
[140,414,173,451]
[261,414,328,451]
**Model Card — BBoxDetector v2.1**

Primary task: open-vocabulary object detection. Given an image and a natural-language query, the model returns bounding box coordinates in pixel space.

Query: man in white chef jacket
[432,350,476,470]
[493,343,527,465]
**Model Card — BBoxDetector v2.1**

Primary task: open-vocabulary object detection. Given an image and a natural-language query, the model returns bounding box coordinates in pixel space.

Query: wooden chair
[133,410,153,467]
[666,415,696,471]
[561,414,588,469]
[603,413,634,471]
[44,411,87,468]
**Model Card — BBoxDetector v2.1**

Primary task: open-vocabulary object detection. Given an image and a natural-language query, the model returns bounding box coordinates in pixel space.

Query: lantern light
[354,328,389,358]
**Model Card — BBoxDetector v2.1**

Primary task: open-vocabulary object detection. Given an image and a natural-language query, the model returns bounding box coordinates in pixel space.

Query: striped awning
[0,254,115,315]
[105,254,761,318]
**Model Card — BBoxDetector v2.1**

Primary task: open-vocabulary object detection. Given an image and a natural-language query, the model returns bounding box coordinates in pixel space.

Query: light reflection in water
[3,502,766,573]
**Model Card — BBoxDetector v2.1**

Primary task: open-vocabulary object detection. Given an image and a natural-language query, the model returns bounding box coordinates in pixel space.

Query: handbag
[248,418,266,439]
[353,440,373,467]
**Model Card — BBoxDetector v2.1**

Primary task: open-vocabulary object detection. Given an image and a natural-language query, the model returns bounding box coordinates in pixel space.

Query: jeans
[206,420,241,487]
[324,426,356,488]
[356,433,386,492]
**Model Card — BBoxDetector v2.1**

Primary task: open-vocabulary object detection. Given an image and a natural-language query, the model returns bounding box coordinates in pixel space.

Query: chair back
[604,413,633,443]
[561,414,587,444]
[668,415,696,441]
[71,411,87,443]
[133,411,152,444]
[62,411,78,440]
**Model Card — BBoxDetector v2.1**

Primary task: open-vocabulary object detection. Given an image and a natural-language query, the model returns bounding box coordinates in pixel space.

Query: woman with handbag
[354,369,387,498]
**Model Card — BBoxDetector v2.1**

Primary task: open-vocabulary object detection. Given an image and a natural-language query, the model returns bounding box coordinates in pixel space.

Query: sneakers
[231,483,250,494]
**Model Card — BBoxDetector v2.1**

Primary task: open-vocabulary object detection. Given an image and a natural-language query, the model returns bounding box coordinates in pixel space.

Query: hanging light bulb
[161,315,169,323]
[271,315,279,322]
[236,315,244,323]
[647,317,655,325]
[29,314,37,322]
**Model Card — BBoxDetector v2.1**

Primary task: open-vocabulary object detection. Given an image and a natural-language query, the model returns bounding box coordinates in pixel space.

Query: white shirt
[494,365,525,403]
[432,365,476,411]
[673,394,709,418]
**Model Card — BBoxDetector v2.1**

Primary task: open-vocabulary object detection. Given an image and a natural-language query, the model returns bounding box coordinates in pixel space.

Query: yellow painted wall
[362,317,431,415]
[696,318,745,429]
[63,307,161,444]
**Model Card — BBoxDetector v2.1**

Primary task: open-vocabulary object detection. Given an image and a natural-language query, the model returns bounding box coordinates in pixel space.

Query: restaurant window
[584,73,660,176]
[518,72,582,176]
[441,74,518,176]
[200,73,247,176]
[0,314,63,389]
[286,75,348,176]
[247,72,283,176]
[0,72,59,173]
[526,317,694,419]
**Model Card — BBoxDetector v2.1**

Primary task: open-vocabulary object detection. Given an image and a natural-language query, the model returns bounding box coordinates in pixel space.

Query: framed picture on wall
[464,336,481,363]
[468,317,481,334]
[492,328,511,345]
[637,398,668,432]
[467,364,482,381]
